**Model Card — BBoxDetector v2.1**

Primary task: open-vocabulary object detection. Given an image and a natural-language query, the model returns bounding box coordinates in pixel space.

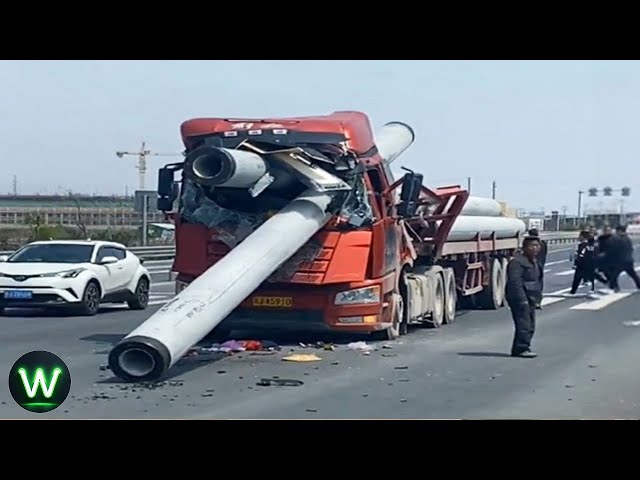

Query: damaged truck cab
[156,111,517,342]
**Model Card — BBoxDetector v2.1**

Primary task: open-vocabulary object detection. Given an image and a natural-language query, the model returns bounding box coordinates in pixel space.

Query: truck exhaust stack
[108,119,417,382]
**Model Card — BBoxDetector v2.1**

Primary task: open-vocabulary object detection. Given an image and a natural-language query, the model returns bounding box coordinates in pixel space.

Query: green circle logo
[8,351,71,413]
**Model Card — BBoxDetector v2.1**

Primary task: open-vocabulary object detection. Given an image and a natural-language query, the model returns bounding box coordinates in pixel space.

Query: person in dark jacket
[608,225,640,292]
[570,232,597,295]
[527,228,547,309]
[505,236,542,358]
[596,225,613,284]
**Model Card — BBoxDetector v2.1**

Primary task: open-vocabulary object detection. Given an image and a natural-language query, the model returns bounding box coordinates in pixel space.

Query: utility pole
[577,190,584,221]
[142,194,149,246]
[12,175,17,196]
[491,180,496,200]
[116,141,179,191]
[467,177,471,194]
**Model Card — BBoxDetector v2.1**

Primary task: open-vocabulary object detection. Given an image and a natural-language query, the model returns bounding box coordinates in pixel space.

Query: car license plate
[252,296,293,308]
[4,290,33,299]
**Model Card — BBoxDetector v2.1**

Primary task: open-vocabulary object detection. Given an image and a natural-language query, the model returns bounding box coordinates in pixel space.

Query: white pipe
[445,216,526,242]
[460,196,503,217]
[189,147,268,188]
[374,122,415,164]
[108,189,333,381]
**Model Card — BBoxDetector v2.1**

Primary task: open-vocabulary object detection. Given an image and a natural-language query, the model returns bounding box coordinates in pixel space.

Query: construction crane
[116,141,180,191]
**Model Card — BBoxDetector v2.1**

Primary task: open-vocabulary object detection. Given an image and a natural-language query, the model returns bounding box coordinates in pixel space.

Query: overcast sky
[1,60,638,214]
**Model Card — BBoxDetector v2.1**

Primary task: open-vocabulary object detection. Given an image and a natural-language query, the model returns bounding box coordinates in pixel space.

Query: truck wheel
[443,271,457,324]
[478,258,503,310]
[372,293,403,341]
[500,257,509,307]
[429,274,445,328]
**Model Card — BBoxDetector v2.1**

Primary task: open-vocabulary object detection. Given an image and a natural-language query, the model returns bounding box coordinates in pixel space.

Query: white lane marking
[545,260,570,266]
[570,292,633,311]
[149,299,170,305]
[544,269,551,273]
[539,285,587,306]
[556,269,576,276]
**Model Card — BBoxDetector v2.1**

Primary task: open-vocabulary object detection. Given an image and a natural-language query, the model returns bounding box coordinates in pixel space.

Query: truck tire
[443,270,457,324]
[428,274,445,327]
[372,293,403,341]
[501,257,509,307]
[478,258,504,310]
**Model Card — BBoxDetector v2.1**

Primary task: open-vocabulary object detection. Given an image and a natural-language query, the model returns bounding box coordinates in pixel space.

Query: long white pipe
[108,190,333,381]
[446,216,526,242]
[460,196,503,217]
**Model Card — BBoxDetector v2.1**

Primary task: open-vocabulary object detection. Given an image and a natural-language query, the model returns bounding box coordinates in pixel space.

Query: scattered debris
[283,354,322,362]
[348,341,375,352]
[201,393,214,397]
[394,366,409,370]
[382,353,397,358]
[565,384,574,389]
[92,393,115,400]
[363,351,371,356]
[257,378,304,387]
[398,378,410,383]
[331,361,340,366]
[400,398,407,403]
[588,364,598,369]
[623,320,640,327]
[99,364,110,371]
[362,393,369,397]
[306,408,318,413]
[217,370,227,374]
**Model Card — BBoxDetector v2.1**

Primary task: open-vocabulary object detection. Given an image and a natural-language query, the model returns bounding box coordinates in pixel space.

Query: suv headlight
[41,268,86,279]
[334,286,380,305]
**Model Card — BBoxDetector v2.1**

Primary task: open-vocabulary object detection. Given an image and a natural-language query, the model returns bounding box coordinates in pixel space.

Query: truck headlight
[334,286,380,305]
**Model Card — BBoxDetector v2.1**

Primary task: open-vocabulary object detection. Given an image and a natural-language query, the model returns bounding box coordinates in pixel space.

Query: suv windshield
[8,244,94,264]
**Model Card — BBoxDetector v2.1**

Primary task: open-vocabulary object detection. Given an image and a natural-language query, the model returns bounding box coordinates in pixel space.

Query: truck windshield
[8,244,94,264]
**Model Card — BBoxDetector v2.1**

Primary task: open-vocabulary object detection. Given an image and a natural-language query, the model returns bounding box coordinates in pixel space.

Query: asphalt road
[1,243,640,419]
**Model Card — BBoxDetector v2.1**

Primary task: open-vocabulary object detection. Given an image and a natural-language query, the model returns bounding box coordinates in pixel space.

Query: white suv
[0,240,151,316]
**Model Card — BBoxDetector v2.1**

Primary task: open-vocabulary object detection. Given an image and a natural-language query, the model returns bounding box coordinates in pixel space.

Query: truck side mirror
[397,172,424,217]
[158,167,178,212]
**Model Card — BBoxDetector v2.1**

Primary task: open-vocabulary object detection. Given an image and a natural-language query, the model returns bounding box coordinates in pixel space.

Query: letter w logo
[18,367,62,399]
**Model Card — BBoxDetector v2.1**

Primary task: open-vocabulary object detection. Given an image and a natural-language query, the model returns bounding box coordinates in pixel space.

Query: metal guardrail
[1,231,637,261]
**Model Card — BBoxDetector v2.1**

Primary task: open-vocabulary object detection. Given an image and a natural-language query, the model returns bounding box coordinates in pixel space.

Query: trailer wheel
[429,274,445,328]
[478,258,504,310]
[372,293,403,341]
[500,257,509,307]
[443,270,457,324]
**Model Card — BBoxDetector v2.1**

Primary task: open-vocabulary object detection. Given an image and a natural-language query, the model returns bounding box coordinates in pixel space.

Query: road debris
[283,354,322,362]
[623,320,640,327]
[394,366,409,370]
[306,408,318,413]
[347,341,375,352]
[588,364,598,368]
[257,378,304,387]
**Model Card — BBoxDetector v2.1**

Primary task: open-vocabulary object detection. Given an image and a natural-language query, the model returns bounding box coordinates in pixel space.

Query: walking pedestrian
[570,231,598,296]
[596,225,613,285]
[527,228,547,309]
[608,225,640,292]
[505,236,542,358]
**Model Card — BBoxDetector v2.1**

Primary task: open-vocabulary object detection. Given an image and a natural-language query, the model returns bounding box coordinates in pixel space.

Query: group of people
[504,225,639,359]
[569,225,640,295]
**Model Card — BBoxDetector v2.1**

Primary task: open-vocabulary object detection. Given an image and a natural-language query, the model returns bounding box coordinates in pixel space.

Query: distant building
[0,194,166,227]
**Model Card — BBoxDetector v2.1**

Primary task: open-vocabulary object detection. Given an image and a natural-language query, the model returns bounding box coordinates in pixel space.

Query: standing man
[608,225,640,292]
[505,236,542,358]
[527,228,547,309]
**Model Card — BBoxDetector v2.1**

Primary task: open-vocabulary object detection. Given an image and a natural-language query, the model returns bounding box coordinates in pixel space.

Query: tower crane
[116,141,180,191]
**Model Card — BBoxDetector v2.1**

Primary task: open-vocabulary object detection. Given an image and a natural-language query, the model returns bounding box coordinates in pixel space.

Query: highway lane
[1,243,640,419]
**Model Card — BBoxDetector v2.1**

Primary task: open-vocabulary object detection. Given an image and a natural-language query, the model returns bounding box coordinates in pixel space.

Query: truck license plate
[4,290,33,299]
[252,296,293,308]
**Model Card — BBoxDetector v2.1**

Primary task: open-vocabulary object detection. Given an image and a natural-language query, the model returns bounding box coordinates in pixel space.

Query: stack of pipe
[449,196,526,241]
